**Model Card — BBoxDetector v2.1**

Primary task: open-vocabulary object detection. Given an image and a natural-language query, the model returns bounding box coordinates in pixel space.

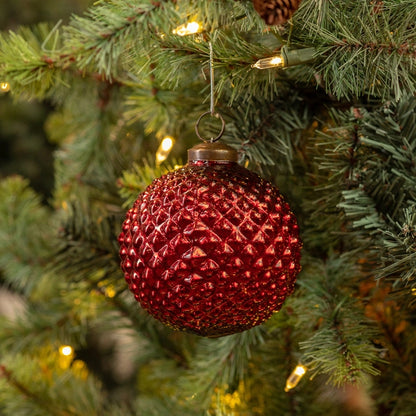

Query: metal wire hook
[195,41,225,143]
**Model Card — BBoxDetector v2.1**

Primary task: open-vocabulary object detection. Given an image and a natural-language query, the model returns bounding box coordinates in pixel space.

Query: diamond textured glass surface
[119,160,302,337]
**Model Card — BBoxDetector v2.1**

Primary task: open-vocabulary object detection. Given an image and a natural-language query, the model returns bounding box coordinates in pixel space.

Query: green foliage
[295,257,383,386]
[221,92,312,174]
[294,0,416,99]
[0,352,103,416]
[1,0,416,415]
[315,96,416,292]
[0,176,55,295]
[2,0,415,103]
[0,295,95,355]
[0,23,66,98]
[63,0,173,78]
[181,327,264,409]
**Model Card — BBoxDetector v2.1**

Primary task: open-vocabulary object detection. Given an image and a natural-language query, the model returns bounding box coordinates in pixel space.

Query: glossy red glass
[119,160,302,337]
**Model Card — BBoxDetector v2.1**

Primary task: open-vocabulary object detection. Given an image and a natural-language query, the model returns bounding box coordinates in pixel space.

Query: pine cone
[252,0,303,25]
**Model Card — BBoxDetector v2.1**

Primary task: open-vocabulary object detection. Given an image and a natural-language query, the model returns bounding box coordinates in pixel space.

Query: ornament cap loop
[188,141,238,162]
[195,111,226,143]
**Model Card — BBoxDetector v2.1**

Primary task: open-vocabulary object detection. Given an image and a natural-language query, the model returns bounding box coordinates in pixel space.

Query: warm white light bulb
[294,365,306,376]
[173,21,202,36]
[105,285,116,298]
[156,136,175,165]
[161,136,174,152]
[270,56,283,66]
[0,82,10,92]
[252,55,284,70]
[285,364,307,392]
[60,345,73,357]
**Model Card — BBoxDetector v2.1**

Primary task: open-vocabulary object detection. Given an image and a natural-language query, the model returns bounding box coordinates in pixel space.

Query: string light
[252,55,284,70]
[173,21,202,36]
[105,285,116,298]
[211,382,248,414]
[253,46,316,70]
[59,345,74,357]
[58,345,75,370]
[156,136,175,165]
[0,82,10,93]
[97,280,116,298]
[285,363,307,392]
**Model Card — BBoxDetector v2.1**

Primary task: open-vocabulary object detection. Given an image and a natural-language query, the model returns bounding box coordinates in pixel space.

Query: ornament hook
[195,111,225,143]
[195,41,225,143]
[209,40,214,116]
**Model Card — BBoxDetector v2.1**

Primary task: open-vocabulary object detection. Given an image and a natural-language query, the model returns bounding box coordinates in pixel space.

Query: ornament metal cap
[187,142,238,162]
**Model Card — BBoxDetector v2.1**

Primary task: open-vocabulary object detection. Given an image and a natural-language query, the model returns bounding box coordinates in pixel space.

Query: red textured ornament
[119,142,302,337]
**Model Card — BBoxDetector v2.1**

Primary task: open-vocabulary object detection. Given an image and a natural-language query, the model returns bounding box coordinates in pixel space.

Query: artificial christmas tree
[1,1,416,415]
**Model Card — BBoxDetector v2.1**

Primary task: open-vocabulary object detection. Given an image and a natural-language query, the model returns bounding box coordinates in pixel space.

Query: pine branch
[134,395,201,416]
[0,353,103,416]
[219,92,312,174]
[0,176,56,295]
[294,256,384,386]
[180,327,264,409]
[379,209,416,286]
[124,83,204,137]
[49,200,122,331]
[0,365,75,416]
[308,95,416,292]
[294,0,416,100]
[63,0,178,78]
[54,87,126,186]
[2,0,416,104]
[364,281,416,415]
[0,23,68,98]
[0,270,125,356]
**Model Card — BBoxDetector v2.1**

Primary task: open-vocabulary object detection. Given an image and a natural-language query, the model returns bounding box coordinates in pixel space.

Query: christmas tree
[1,0,416,414]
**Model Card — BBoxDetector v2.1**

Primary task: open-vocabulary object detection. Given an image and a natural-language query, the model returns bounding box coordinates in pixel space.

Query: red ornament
[119,142,302,337]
